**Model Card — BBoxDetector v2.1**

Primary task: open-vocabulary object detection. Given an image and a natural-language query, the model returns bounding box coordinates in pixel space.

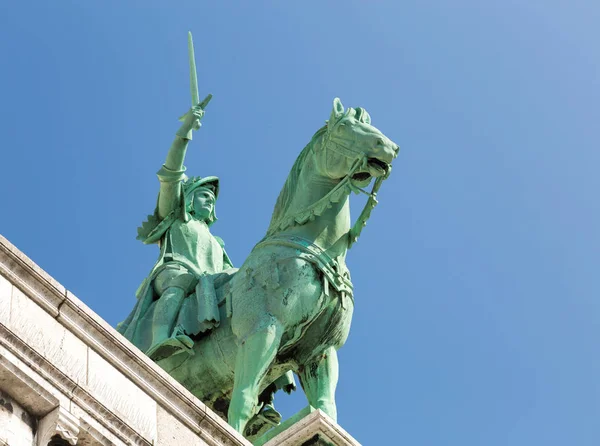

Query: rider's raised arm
[156,106,204,220]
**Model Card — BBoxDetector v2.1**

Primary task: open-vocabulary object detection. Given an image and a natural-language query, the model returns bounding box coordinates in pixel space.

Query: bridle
[267,117,390,248]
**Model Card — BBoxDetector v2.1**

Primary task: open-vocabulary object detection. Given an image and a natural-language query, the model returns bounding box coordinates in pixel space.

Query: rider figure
[118,105,234,360]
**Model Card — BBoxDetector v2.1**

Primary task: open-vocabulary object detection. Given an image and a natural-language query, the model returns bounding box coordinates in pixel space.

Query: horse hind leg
[298,346,339,421]
[228,317,283,434]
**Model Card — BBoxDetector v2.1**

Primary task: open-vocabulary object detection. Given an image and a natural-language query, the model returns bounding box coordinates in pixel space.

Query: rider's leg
[228,318,282,434]
[148,286,187,342]
[146,267,196,360]
[298,346,339,421]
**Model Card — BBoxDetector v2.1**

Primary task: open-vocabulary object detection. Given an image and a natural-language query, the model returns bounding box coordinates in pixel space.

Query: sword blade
[188,31,200,106]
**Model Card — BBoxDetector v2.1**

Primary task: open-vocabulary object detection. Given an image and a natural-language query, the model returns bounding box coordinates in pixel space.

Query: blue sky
[1,1,599,444]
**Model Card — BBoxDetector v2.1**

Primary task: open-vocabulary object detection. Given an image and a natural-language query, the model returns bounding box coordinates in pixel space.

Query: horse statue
[134,97,398,437]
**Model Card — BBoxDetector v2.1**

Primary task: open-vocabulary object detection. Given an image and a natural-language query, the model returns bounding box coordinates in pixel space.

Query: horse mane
[267,125,327,234]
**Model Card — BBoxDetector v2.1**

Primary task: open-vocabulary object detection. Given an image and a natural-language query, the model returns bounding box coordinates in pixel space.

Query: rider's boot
[146,287,193,361]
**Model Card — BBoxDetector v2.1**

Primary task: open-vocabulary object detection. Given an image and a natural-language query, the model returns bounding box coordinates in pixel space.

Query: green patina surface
[117,32,399,439]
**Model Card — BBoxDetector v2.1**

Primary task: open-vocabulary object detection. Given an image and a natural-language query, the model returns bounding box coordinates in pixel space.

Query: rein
[323,128,391,248]
[348,175,385,247]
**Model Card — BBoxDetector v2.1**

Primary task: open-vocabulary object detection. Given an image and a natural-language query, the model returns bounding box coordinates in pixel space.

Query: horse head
[267,98,399,238]
[314,98,399,187]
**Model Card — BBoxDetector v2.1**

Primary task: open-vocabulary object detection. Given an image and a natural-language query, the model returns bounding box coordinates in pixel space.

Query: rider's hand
[177,105,205,140]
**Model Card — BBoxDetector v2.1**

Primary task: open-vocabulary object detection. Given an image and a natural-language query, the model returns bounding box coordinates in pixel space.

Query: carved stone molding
[37,406,80,446]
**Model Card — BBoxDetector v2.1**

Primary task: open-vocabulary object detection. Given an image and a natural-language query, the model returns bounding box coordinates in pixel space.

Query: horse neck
[279,155,351,261]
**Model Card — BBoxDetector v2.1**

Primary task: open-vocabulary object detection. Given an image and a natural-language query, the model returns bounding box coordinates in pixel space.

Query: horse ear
[355,107,371,125]
[328,98,345,127]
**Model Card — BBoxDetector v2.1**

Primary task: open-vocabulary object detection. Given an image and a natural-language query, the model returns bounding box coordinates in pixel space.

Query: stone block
[9,286,88,386]
[85,349,157,443]
[157,404,209,446]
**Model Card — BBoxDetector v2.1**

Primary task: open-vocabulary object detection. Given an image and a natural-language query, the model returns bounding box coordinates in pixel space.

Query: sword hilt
[198,94,212,109]
[178,94,213,124]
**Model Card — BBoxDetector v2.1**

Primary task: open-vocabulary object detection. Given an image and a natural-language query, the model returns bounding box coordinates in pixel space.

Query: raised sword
[180,31,212,125]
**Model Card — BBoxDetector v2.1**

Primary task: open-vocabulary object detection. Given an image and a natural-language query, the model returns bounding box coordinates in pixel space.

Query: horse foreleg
[298,346,339,421]
[228,319,282,434]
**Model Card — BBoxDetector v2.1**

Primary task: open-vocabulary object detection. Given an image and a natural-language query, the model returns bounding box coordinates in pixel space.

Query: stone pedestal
[0,235,360,445]
[255,407,360,446]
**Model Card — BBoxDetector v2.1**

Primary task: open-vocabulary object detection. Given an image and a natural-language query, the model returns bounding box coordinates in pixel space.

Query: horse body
[157,98,399,435]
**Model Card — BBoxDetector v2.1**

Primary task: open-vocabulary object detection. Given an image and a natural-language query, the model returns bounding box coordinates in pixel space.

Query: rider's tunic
[158,218,226,278]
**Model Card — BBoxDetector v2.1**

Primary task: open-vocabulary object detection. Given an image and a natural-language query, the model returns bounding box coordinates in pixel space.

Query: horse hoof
[260,404,282,425]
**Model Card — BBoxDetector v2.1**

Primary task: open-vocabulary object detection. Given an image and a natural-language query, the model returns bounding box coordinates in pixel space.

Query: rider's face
[192,189,215,221]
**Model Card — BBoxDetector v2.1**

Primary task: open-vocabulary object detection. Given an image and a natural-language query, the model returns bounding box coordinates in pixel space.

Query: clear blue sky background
[1,1,598,444]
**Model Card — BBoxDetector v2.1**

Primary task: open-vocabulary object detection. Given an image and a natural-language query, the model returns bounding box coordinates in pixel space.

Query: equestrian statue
[117,32,399,440]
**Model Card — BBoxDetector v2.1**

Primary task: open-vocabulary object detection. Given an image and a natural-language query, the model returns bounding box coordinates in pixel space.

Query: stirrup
[146,335,194,361]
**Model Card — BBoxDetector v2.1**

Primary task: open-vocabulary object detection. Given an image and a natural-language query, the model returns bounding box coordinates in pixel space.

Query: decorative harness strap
[253,235,354,303]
